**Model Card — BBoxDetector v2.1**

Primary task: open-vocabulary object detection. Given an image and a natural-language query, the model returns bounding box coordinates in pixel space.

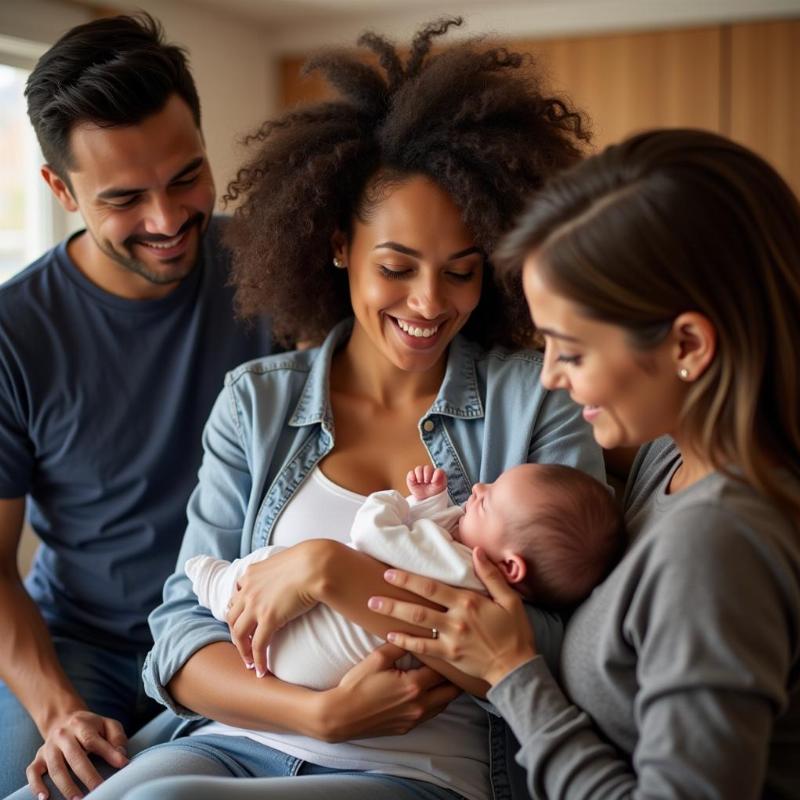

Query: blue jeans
[0,634,173,798]
[82,735,465,800]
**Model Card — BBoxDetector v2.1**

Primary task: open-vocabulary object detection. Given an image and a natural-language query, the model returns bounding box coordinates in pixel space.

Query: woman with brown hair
[64,18,604,800]
[371,128,800,798]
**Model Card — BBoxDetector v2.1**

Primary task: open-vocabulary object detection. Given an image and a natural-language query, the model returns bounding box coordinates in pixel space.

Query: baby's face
[457,465,541,559]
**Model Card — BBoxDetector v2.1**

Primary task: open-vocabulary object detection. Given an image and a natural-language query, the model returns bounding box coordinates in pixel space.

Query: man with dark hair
[0,13,272,797]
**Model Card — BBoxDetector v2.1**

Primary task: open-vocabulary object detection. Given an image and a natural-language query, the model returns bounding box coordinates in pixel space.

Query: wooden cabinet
[728,19,800,194]
[279,18,800,193]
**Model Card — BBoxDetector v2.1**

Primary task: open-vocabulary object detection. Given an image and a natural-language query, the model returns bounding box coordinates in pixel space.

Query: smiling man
[0,14,273,798]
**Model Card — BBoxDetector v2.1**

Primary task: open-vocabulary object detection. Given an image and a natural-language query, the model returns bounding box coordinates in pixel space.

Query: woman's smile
[387,314,447,350]
[339,175,483,376]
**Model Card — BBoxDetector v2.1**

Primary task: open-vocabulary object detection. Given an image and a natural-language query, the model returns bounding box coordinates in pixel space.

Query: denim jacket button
[422,419,435,432]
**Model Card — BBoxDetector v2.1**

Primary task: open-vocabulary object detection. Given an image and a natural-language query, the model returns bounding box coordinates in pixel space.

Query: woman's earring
[678,367,690,380]
[332,257,346,269]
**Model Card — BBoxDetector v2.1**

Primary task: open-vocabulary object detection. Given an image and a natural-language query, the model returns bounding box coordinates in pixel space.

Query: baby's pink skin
[405,464,532,593]
[406,465,447,501]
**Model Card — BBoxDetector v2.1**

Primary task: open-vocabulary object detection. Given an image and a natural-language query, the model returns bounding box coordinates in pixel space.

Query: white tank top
[198,466,489,800]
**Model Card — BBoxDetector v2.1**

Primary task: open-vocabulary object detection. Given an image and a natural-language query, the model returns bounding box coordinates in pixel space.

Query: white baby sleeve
[184,545,286,622]
[351,490,485,592]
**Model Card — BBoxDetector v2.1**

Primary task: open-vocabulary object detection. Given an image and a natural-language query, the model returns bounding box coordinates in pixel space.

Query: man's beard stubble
[98,212,207,286]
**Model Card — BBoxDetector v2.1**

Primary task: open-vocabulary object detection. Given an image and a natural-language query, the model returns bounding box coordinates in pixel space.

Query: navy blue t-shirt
[0,217,272,650]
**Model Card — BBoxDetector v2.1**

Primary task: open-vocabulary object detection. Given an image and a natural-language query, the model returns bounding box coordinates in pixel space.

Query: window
[0,48,79,286]
[0,63,51,283]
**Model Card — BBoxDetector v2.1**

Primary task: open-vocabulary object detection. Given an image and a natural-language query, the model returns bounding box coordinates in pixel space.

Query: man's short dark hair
[25,12,201,182]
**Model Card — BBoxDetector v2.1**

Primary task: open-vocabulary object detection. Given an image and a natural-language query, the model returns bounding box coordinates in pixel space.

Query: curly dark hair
[225,17,589,348]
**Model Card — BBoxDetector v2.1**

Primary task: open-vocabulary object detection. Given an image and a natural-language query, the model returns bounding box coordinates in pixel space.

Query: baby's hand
[406,465,447,500]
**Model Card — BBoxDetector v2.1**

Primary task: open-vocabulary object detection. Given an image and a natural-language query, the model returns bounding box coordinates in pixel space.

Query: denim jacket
[142,319,605,799]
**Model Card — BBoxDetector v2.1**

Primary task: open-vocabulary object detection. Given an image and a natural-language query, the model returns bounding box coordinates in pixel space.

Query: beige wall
[127,0,279,204]
[261,0,800,54]
[0,0,91,48]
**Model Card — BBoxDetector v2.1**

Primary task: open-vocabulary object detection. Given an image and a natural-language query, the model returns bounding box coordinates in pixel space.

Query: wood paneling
[728,19,800,194]
[278,20,800,191]
[281,49,386,108]
[281,56,335,108]
[281,27,722,151]
[523,27,721,152]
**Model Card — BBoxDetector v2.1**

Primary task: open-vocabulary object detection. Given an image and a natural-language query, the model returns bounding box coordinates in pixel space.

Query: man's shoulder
[0,244,72,340]
[208,215,232,235]
[0,243,65,306]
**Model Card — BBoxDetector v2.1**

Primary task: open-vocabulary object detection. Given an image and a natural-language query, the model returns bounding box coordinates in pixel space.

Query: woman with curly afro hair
[98,18,605,800]
[224,17,588,350]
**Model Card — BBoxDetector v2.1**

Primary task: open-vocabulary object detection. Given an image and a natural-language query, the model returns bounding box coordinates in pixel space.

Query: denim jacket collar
[430,335,484,420]
[288,320,348,431]
[288,318,485,431]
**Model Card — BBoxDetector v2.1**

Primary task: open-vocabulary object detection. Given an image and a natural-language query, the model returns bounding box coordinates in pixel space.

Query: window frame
[1,33,79,283]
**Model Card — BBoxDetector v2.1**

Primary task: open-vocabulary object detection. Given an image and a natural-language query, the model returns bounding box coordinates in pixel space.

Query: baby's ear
[499,554,527,586]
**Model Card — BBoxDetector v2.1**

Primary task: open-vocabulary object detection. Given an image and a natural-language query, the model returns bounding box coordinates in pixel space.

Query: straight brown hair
[496,129,800,518]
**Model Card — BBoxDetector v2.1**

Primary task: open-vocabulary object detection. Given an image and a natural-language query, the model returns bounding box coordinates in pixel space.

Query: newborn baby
[186,463,622,689]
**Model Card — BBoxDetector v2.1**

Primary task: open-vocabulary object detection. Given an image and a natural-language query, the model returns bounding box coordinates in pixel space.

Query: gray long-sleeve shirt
[488,438,800,799]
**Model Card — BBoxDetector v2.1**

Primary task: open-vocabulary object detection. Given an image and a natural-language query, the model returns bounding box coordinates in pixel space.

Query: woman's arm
[227,538,492,697]
[372,509,795,799]
[169,641,325,734]
[143,384,461,739]
[168,639,460,742]
[489,657,776,800]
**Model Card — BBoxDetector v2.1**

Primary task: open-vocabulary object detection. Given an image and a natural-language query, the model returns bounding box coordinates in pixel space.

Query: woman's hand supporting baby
[314,643,462,741]
[219,537,463,740]
[369,548,539,686]
[169,636,458,743]
[226,538,327,677]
